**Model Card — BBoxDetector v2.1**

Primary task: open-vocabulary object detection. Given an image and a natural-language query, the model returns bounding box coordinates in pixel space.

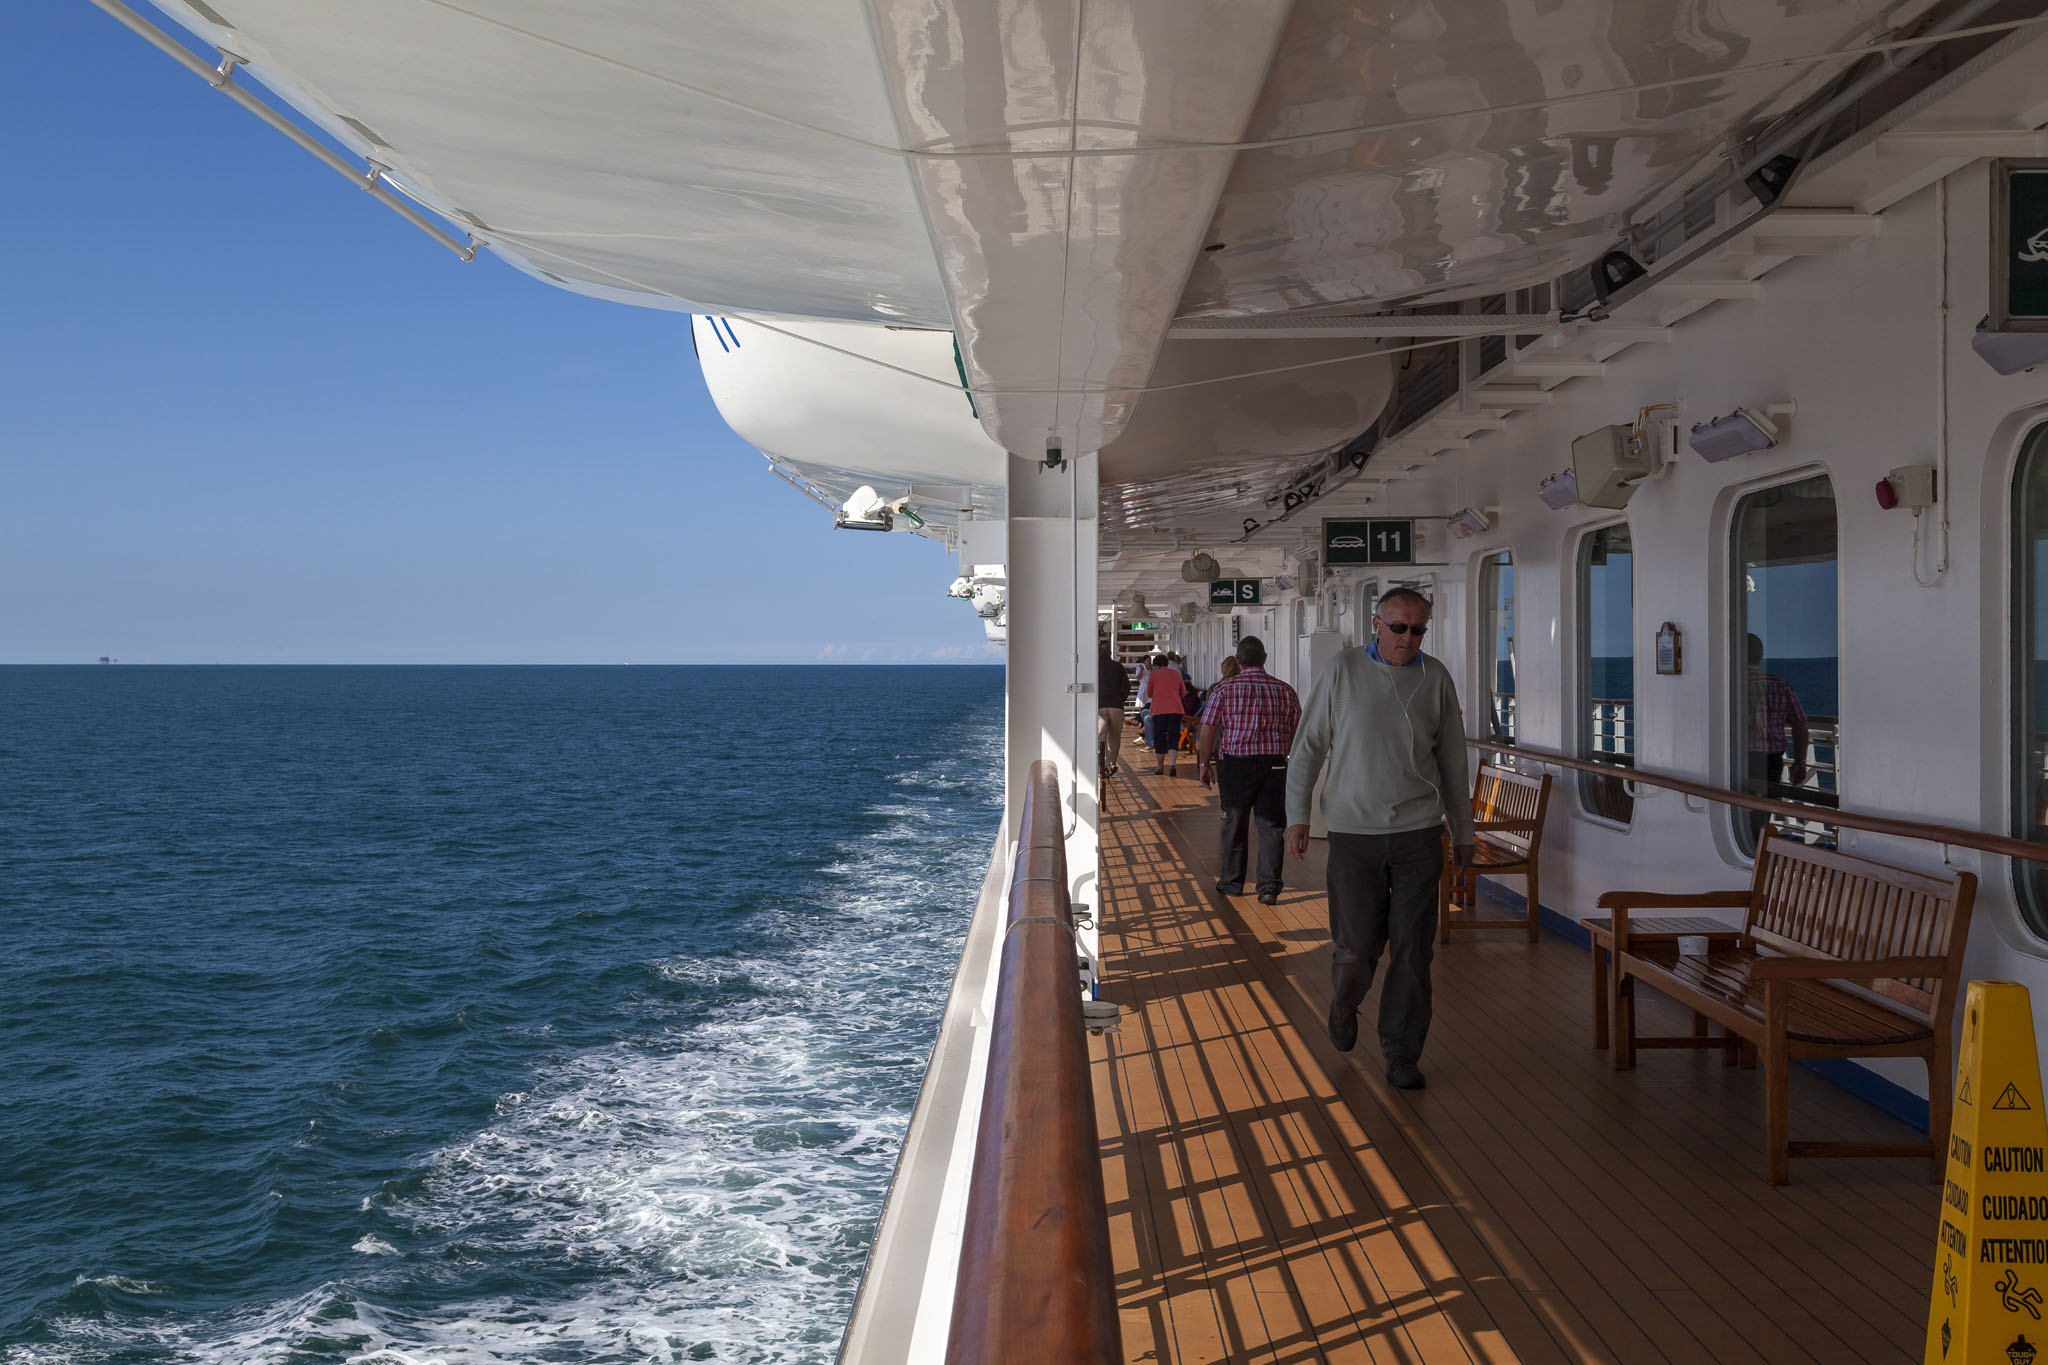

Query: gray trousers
[1326,826,1443,1062]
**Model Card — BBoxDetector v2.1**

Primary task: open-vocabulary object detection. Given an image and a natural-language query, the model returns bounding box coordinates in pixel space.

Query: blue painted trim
[719,317,742,349]
[705,316,729,352]
[1472,879,1930,1132]
[1797,1058,1930,1132]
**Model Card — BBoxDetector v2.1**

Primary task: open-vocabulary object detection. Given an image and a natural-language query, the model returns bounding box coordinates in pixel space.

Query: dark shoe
[1387,1058,1426,1091]
[1214,881,1244,896]
[1257,889,1279,905]
[1327,1007,1358,1053]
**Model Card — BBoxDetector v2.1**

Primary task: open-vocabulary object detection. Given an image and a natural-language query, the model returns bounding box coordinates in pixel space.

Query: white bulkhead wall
[1380,164,2048,1095]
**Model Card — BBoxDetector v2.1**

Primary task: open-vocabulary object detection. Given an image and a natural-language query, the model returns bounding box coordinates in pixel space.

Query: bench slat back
[1746,833,1977,1017]
[1470,764,1551,857]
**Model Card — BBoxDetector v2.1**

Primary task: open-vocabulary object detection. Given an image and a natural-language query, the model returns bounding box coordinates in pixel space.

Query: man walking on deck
[1195,636,1300,905]
[1097,640,1132,776]
[1285,588,1474,1091]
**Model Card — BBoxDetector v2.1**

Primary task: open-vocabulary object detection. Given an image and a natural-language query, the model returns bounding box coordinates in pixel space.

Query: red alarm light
[1874,477,1898,511]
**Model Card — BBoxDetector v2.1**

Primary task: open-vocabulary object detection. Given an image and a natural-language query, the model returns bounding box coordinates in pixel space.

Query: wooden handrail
[946,761,1119,1364]
[1470,738,2048,865]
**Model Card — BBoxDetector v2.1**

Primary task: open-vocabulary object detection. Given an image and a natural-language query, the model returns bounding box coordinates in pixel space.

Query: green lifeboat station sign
[1993,159,2048,330]
[1324,518,1414,565]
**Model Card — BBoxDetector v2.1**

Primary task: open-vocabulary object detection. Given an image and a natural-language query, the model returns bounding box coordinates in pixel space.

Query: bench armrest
[1751,956,1950,981]
[1595,890,1752,911]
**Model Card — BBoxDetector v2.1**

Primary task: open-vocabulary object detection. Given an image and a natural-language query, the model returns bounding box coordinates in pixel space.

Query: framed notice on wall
[1992,158,2048,331]
[1655,622,1682,676]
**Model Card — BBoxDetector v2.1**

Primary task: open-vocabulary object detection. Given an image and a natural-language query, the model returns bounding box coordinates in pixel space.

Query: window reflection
[2012,424,2048,937]
[1578,525,1634,823]
[1731,475,1839,855]
[1479,553,1516,748]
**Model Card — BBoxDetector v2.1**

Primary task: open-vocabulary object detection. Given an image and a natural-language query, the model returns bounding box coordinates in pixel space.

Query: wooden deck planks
[1093,768,1942,1364]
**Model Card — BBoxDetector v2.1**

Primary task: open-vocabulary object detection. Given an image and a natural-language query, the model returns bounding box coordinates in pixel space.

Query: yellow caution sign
[1927,981,2048,1365]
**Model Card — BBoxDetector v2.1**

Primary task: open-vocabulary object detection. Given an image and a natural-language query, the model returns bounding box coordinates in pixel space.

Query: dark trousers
[1216,755,1288,893]
[1745,751,1786,843]
[1326,827,1443,1062]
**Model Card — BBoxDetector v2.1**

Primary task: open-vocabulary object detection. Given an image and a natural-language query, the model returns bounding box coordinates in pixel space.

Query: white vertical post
[1005,452,1100,973]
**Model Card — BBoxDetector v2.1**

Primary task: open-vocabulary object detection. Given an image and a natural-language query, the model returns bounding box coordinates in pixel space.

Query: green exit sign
[1993,159,2048,330]
[1324,518,1414,565]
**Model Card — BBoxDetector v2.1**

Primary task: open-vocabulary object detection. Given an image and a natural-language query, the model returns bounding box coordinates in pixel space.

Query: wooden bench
[1602,830,1976,1184]
[1438,762,1552,943]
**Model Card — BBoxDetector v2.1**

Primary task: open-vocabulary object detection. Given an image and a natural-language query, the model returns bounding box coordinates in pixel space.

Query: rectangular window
[1478,552,1516,747]
[1578,525,1634,822]
[2013,422,2048,937]
[1731,475,1839,855]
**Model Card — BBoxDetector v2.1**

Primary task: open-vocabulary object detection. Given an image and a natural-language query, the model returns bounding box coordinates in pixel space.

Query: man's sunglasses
[1376,620,1427,636]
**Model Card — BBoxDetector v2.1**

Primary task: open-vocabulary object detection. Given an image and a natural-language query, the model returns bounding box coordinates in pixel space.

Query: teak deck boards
[1092,768,1941,1365]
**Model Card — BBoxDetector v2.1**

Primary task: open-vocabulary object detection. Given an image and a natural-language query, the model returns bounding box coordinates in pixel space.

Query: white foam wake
[10,723,1000,1365]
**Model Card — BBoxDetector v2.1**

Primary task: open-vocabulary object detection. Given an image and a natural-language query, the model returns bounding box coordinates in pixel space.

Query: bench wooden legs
[1611,974,1636,1070]
[1764,983,1791,1185]
[1439,862,1541,943]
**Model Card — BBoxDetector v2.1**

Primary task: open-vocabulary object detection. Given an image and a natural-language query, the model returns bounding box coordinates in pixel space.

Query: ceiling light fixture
[1687,407,1780,462]
[1537,471,1580,510]
[1446,507,1492,539]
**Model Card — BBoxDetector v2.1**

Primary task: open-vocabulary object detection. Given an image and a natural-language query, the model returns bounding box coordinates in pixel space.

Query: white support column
[1005,452,1100,974]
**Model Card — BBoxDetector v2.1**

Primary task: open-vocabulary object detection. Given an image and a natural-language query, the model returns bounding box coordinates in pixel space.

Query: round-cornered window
[2011,421,2048,937]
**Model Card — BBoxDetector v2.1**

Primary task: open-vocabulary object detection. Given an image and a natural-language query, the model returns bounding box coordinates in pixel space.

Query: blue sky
[1,4,995,664]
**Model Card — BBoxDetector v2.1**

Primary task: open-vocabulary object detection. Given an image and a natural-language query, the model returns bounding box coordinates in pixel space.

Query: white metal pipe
[1936,175,1952,579]
[87,0,480,262]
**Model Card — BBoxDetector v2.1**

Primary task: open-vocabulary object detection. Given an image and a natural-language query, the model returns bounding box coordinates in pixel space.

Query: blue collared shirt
[1367,639,1423,668]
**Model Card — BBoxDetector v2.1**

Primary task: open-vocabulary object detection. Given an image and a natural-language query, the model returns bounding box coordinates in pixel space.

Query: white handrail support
[87,0,481,262]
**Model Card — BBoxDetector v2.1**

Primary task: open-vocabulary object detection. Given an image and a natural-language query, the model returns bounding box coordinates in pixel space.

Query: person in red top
[1194,637,1302,903]
[1136,654,1189,776]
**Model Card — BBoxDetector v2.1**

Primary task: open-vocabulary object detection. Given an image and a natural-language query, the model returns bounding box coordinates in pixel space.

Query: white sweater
[1285,646,1475,844]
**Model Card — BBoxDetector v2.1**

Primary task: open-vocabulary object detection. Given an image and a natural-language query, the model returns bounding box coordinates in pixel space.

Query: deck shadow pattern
[1090,768,1940,1365]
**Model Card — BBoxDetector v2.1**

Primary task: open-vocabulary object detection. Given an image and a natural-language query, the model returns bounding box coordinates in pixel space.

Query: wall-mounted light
[1537,471,1579,510]
[1687,407,1781,462]
[1973,318,2048,375]
[1446,507,1493,539]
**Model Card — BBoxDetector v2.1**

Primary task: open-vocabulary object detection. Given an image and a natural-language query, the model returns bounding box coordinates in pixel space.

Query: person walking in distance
[1097,640,1132,777]
[1743,633,1809,843]
[1286,588,1474,1091]
[1136,653,1188,776]
[1195,636,1301,905]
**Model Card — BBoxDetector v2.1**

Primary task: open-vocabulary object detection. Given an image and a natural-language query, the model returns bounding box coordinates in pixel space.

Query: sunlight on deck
[1091,768,1939,1364]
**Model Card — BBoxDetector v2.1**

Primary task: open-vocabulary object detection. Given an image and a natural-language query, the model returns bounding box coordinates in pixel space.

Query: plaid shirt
[1198,666,1301,757]
[1746,667,1807,752]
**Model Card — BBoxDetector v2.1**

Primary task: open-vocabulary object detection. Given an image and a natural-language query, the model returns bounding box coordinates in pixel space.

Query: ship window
[1730,475,1839,856]
[1479,552,1516,751]
[2011,422,2048,936]
[1577,525,1634,823]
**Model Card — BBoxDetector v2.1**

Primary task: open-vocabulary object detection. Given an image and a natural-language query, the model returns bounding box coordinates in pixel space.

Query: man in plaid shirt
[1195,636,1302,904]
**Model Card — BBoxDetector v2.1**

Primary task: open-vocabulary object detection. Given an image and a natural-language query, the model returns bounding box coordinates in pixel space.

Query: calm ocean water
[0,666,1005,1364]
